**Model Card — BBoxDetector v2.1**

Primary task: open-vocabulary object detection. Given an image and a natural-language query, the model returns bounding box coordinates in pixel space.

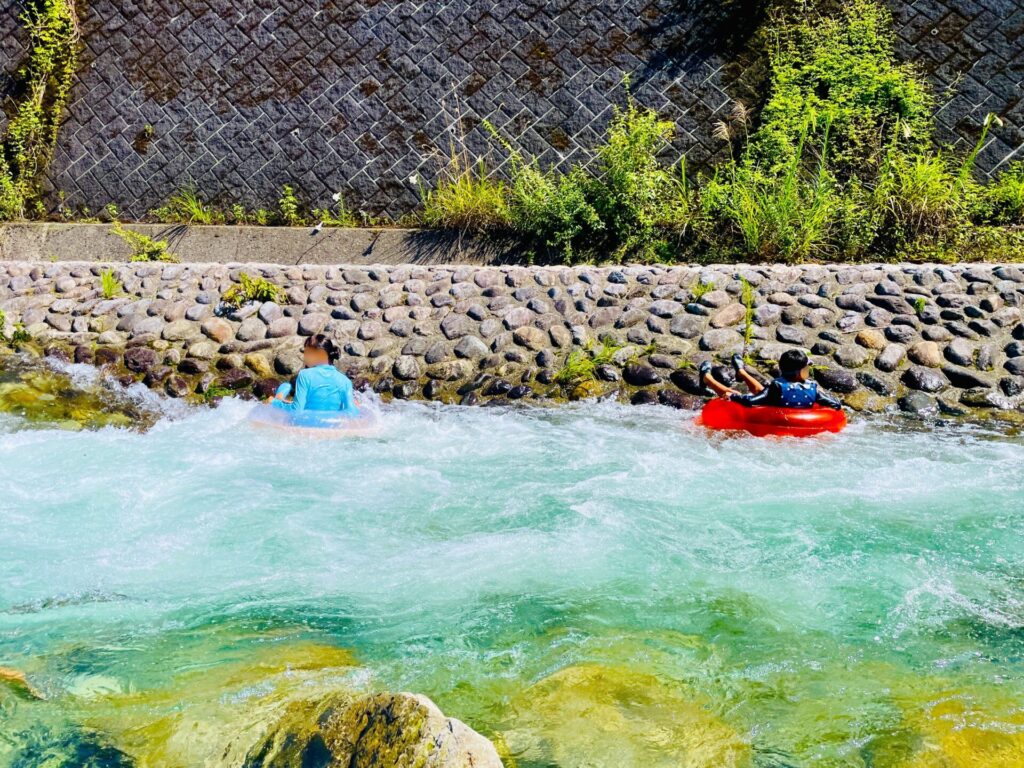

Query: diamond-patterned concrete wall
[888,0,1024,173]
[2,0,1022,218]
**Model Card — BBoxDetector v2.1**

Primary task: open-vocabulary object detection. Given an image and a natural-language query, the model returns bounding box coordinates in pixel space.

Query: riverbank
[2,259,1023,422]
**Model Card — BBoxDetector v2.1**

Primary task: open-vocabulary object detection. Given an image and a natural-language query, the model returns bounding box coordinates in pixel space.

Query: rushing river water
[1,362,1023,767]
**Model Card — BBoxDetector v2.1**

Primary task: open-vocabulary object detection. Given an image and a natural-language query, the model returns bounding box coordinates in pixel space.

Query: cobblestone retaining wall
[2,260,1024,417]
[2,0,1021,218]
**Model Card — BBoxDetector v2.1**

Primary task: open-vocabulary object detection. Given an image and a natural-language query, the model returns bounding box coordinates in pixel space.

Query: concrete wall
[2,1,1022,217]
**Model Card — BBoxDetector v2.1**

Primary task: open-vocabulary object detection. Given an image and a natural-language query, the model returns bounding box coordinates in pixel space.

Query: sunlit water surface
[1,366,1023,767]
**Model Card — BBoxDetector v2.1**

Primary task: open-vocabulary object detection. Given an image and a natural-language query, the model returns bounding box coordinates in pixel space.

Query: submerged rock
[502,663,749,768]
[245,692,502,768]
[0,357,155,431]
[0,665,44,700]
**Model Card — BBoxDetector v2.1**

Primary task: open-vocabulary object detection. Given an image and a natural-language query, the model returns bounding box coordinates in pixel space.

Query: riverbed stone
[903,365,947,392]
[669,314,704,339]
[123,346,159,373]
[513,326,547,350]
[454,335,488,359]
[898,391,937,416]
[440,313,474,339]
[814,367,858,394]
[907,341,942,367]
[298,313,327,336]
[161,319,198,342]
[855,329,887,350]
[236,318,266,342]
[943,338,976,367]
[710,303,745,329]
[201,317,234,343]
[244,353,274,378]
[699,329,742,351]
[265,316,298,338]
[834,344,870,368]
[942,365,994,390]
[219,368,255,390]
[623,363,662,386]
[393,355,420,380]
[274,349,304,375]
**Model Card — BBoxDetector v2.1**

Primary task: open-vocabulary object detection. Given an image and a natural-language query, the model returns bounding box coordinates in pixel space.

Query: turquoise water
[1,365,1023,767]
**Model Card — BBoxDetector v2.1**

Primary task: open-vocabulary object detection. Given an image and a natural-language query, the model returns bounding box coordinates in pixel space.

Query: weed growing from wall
[220,272,285,309]
[0,0,80,220]
[111,222,177,262]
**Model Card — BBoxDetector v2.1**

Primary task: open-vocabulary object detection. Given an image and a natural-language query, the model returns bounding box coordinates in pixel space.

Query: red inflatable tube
[696,398,847,437]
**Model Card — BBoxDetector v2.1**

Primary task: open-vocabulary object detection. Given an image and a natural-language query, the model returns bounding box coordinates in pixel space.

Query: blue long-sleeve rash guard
[271,365,359,415]
[731,377,842,409]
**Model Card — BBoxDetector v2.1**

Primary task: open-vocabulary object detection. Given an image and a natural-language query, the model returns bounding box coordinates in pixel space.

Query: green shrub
[690,279,715,300]
[151,187,224,224]
[420,160,510,230]
[0,0,80,220]
[590,100,692,260]
[741,277,756,347]
[111,222,177,262]
[978,162,1024,225]
[507,161,602,262]
[875,150,963,243]
[481,101,689,262]
[748,0,932,181]
[0,160,19,221]
[229,204,273,226]
[709,128,840,262]
[221,272,285,308]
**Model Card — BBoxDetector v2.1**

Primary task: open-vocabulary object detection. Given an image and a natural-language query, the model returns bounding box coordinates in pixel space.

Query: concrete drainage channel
[0,224,523,266]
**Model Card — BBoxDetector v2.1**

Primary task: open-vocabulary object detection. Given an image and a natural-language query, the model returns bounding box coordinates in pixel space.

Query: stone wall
[2,259,1023,418]
[2,0,1021,217]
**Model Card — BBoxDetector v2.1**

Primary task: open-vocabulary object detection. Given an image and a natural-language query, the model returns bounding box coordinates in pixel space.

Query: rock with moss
[245,692,503,768]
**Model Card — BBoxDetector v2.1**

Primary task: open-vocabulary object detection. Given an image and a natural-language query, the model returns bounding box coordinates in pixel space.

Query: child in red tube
[699,349,842,409]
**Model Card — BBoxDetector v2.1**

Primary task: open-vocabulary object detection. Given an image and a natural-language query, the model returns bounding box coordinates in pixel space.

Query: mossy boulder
[245,692,502,768]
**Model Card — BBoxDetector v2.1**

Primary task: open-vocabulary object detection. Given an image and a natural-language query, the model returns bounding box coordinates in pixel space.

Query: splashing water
[1,370,1023,767]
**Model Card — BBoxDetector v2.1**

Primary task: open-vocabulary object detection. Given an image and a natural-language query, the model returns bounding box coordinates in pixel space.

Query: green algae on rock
[246,692,503,768]
[0,355,155,431]
[501,663,750,768]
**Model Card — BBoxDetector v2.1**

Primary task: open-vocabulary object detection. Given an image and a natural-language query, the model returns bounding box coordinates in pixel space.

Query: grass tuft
[221,272,285,308]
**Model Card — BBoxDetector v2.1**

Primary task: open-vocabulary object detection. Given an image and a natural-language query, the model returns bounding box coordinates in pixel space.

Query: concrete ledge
[0,223,524,265]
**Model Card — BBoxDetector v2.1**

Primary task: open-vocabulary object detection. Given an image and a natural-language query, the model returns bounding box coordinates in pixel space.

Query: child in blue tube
[268,334,359,418]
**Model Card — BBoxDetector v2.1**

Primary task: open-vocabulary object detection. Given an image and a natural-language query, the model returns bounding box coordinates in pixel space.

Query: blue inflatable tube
[248,401,379,436]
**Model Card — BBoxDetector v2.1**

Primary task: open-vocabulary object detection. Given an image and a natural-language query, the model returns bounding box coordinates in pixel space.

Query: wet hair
[304,333,339,363]
[779,349,809,378]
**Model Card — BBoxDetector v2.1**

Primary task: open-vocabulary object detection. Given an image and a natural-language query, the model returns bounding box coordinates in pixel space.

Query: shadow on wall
[639,0,774,76]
